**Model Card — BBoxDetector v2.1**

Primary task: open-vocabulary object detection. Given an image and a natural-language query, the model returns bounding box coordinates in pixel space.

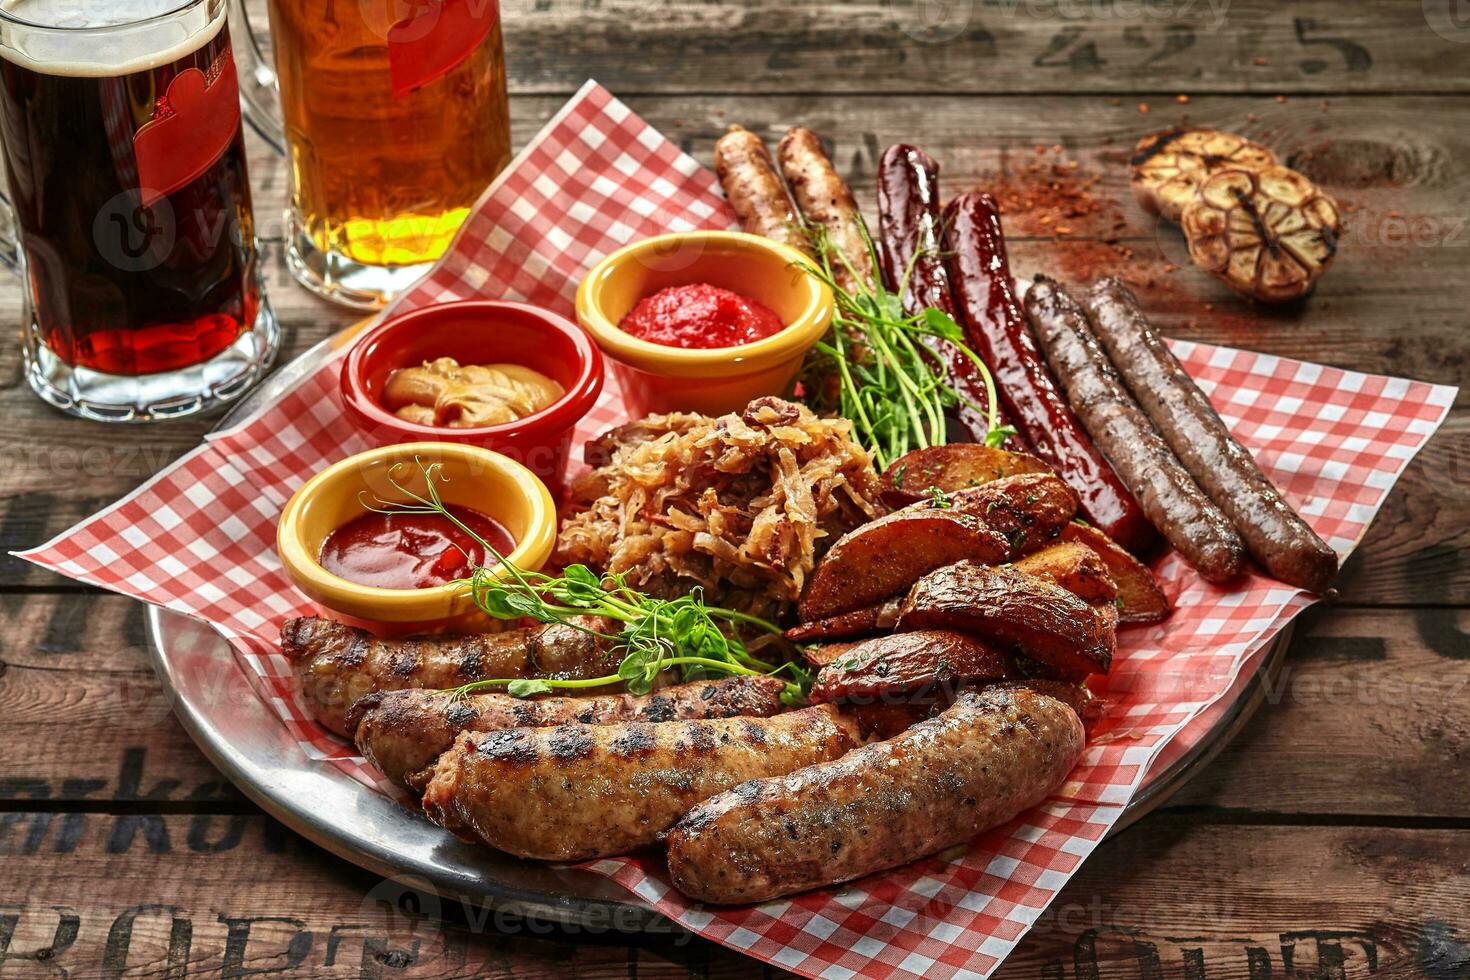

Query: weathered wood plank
[1167,602,1470,815]
[3,595,1466,818]
[997,820,1469,980]
[0,810,1464,978]
[241,0,1470,95]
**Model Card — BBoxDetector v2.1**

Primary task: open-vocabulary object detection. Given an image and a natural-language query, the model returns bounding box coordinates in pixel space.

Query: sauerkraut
[556,397,883,621]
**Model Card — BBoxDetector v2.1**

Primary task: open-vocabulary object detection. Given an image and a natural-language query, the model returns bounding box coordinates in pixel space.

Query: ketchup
[618,283,785,349]
[320,505,514,590]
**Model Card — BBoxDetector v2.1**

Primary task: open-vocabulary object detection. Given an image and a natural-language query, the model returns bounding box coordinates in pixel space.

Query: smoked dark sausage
[1024,275,1245,583]
[1082,277,1338,593]
[943,191,1158,554]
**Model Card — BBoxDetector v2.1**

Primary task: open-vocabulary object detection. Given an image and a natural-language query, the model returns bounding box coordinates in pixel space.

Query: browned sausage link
[1024,276,1246,583]
[665,688,1085,905]
[1083,277,1339,593]
[280,616,620,737]
[421,704,859,862]
[713,125,812,257]
[350,675,789,792]
[777,127,874,293]
[876,144,997,444]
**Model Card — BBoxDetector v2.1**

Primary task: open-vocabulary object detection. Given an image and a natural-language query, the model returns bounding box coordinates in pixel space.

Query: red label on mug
[132,49,241,208]
[387,0,499,98]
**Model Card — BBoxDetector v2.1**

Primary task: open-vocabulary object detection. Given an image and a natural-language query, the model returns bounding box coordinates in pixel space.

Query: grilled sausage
[1083,277,1339,593]
[350,676,788,792]
[665,687,1084,904]
[421,705,859,861]
[943,191,1158,554]
[281,616,621,737]
[877,145,1000,445]
[1025,275,1246,583]
[714,125,813,257]
[777,127,874,292]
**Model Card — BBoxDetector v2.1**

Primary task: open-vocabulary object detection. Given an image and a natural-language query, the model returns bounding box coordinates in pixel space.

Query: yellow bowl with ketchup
[575,231,834,417]
[276,442,556,636]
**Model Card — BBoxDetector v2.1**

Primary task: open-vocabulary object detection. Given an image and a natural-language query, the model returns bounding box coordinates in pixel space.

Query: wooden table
[2,2,1467,975]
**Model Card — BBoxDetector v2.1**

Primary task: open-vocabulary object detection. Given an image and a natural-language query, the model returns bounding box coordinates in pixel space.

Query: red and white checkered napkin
[19,81,1458,979]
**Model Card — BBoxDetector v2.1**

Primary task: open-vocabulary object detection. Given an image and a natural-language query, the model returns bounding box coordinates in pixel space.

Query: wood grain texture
[235,0,1469,96]
[0,811,1463,977]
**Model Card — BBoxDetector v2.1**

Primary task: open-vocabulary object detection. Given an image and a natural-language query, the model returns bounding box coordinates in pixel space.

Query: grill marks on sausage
[665,690,1084,904]
[351,676,790,791]
[547,725,595,760]
[280,616,622,738]
[458,647,482,679]
[444,702,476,726]
[609,724,658,758]
[476,729,537,764]
[420,706,859,861]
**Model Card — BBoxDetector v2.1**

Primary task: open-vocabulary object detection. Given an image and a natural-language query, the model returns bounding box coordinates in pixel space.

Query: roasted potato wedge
[798,511,1010,622]
[801,474,1081,622]
[1061,522,1170,624]
[811,629,1017,704]
[897,561,1115,675]
[924,472,1080,555]
[785,597,904,645]
[882,444,1052,507]
[1013,540,1118,605]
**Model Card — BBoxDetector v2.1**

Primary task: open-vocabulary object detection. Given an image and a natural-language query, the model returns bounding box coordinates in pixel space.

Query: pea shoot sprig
[799,224,1015,469]
[360,461,811,705]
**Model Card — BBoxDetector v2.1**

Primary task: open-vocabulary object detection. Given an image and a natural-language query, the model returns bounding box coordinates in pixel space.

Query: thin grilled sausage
[421,705,859,861]
[1024,276,1246,583]
[280,616,620,737]
[1083,277,1339,593]
[777,127,874,292]
[943,192,1157,554]
[665,688,1084,904]
[350,676,788,792]
[876,144,999,446]
[713,125,813,257]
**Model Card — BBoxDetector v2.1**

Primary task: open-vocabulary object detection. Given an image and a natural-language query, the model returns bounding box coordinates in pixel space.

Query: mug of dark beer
[232,0,512,310]
[0,0,278,422]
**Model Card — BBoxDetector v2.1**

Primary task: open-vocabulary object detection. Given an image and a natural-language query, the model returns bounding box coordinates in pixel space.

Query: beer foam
[0,0,224,75]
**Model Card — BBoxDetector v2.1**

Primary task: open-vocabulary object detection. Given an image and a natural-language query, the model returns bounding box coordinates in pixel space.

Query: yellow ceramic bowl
[276,442,556,636]
[575,231,835,416]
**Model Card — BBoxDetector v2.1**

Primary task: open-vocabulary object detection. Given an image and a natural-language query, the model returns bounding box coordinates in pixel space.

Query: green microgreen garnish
[798,224,1015,469]
[360,460,812,705]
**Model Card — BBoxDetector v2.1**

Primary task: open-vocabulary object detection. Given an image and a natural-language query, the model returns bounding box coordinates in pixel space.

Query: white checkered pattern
[17,81,1458,979]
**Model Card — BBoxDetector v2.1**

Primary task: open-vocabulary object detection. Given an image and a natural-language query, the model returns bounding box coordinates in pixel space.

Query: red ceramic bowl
[340,301,604,497]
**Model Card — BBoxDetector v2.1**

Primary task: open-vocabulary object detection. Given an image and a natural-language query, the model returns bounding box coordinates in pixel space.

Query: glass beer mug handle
[0,187,21,275]
[229,0,286,155]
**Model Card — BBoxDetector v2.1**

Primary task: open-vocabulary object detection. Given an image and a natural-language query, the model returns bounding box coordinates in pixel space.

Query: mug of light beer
[0,0,279,422]
[234,0,511,309]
